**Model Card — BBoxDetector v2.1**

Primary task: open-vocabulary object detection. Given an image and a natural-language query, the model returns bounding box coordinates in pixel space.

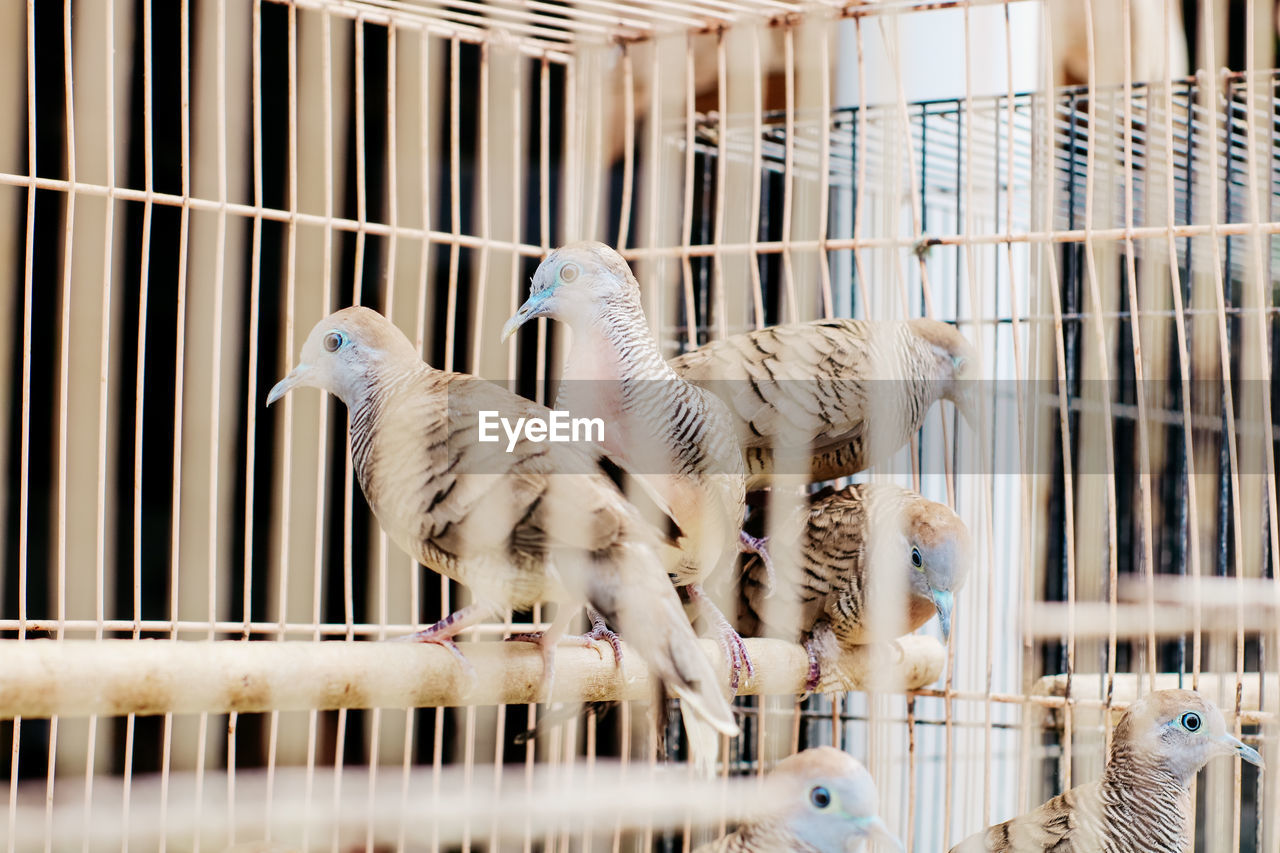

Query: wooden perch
[0,635,944,720]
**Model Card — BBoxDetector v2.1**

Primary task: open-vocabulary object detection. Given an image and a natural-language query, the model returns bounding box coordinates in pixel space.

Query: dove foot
[686,584,754,692]
[506,617,623,666]
[738,531,776,596]
[502,606,578,699]
[583,607,625,665]
[803,637,822,694]
[391,604,493,680]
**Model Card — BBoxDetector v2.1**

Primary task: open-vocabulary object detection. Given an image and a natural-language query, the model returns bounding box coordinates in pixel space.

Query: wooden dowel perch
[0,635,944,720]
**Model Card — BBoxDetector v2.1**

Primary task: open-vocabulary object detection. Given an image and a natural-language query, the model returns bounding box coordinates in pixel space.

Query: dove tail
[589,544,739,748]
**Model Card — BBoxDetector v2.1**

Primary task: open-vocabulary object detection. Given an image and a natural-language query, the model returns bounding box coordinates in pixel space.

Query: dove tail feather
[587,543,739,748]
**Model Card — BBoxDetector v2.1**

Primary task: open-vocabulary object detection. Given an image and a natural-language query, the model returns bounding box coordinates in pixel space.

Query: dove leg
[503,605,581,699]
[390,601,500,678]
[686,584,754,692]
[583,607,625,665]
[507,607,624,666]
[802,636,822,694]
[738,531,775,596]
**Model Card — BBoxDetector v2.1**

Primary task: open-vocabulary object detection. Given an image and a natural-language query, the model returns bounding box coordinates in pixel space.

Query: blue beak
[931,588,954,642]
[852,815,904,852]
[502,287,555,342]
[1221,733,1264,768]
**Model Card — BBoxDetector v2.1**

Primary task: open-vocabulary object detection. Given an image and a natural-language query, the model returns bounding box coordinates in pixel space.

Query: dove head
[766,747,902,853]
[1110,689,1263,784]
[875,492,971,642]
[266,306,422,408]
[502,241,642,341]
[908,318,979,428]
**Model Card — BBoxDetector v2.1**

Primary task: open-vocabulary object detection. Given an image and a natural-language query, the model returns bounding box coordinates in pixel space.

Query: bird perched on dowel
[265,306,738,748]
[737,483,971,692]
[668,317,978,489]
[693,746,903,853]
[949,689,1263,853]
[502,241,767,690]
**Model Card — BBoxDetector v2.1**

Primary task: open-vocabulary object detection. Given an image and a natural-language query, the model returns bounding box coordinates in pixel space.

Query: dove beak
[931,588,954,642]
[951,381,979,430]
[502,288,554,342]
[1221,733,1264,768]
[266,364,311,406]
[851,816,903,853]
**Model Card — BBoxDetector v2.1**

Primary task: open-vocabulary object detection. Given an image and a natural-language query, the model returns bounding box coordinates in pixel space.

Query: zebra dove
[738,483,971,692]
[694,746,902,853]
[949,689,1263,852]
[669,317,978,489]
[503,241,765,689]
[266,306,738,742]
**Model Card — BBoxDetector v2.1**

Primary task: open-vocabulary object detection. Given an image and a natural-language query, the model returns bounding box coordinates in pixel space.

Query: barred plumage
[669,317,977,488]
[949,689,1263,852]
[693,747,901,853]
[504,242,761,693]
[738,483,970,692]
[266,306,738,742]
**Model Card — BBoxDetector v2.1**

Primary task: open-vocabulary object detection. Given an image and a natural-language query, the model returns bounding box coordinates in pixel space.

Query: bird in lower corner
[948,689,1263,852]
[694,746,903,853]
[737,483,971,693]
[265,306,738,746]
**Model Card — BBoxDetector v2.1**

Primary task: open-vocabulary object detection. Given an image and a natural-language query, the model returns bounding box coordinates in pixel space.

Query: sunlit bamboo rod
[0,636,944,721]
[5,166,1280,255]
[1028,601,1280,637]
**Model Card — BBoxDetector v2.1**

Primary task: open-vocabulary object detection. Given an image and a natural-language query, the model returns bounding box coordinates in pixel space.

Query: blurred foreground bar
[0,635,944,719]
[1033,672,1278,714]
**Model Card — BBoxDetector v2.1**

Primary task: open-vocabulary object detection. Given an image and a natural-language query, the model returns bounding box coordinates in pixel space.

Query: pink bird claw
[719,627,755,692]
[583,614,625,666]
[803,638,822,695]
[739,531,776,597]
[393,628,477,680]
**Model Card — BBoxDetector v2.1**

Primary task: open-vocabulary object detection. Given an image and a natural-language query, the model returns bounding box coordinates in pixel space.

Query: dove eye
[808,786,832,809]
[1180,712,1202,732]
[559,262,581,283]
[911,547,923,570]
[323,331,347,353]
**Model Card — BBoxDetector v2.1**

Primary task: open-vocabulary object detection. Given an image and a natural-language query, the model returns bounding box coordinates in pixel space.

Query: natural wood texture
[0,635,945,720]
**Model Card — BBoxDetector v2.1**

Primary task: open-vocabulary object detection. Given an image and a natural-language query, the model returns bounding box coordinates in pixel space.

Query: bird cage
[0,0,1275,851]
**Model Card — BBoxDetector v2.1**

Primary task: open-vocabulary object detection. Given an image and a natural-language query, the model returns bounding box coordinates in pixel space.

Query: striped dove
[693,746,902,853]
[738,483,971,692]
[265,306,738,743]
[503,241,766,690]
[669,317,978,489]
[949,689,1263,852]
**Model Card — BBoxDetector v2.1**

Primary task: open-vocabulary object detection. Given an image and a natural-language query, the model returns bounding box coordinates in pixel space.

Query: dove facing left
[266,306,738,741]
[503,241,766,691]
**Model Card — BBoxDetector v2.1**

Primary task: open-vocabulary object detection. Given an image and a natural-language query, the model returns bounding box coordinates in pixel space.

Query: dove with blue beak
[266,306,738,748]
[950,689,1263,852]
[739,483,971,692]
[694,746,903,853]
[503,242,769,692]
